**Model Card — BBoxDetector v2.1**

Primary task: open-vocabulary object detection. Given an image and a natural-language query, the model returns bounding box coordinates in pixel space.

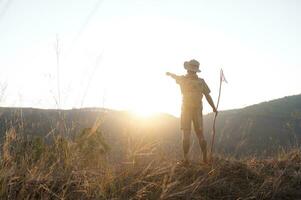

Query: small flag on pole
[210,68,228,162]
[220,69,228,83]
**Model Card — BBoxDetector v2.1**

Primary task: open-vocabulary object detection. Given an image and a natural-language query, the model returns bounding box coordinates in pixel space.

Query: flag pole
[210,69,225,160]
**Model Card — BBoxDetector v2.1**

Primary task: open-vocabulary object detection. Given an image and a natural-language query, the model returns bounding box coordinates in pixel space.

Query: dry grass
[0,128,300,200]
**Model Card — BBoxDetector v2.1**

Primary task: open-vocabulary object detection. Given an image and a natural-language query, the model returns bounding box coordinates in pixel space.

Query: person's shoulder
[174,74,186,83]
[198,77,206,83]
[198,77,211,93]
[198,77,209,87]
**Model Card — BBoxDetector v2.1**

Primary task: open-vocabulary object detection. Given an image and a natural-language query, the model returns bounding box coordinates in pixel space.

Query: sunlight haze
[0,0,300,116]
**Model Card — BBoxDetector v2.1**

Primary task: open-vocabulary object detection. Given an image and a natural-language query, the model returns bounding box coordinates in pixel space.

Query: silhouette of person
[166,59,217,164]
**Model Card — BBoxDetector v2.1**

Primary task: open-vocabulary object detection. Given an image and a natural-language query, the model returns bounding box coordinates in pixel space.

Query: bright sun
[131,106,158,118]
[127,88,181,118]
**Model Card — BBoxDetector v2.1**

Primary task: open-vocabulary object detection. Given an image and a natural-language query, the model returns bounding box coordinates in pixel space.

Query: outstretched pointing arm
[166,72,180,80]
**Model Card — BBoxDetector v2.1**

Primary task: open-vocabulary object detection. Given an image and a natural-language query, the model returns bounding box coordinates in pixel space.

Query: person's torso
[179,75,205,108]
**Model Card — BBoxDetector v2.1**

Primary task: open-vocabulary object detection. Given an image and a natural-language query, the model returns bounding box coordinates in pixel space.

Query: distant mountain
[0,107,182,161]
[0,94,300,157]
[203,94,301,156]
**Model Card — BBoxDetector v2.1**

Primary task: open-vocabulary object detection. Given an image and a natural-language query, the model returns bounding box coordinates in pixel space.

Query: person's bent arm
[205,93,218,114]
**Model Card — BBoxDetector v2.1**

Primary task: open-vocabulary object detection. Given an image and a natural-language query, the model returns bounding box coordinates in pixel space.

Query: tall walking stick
[210,69,227,160]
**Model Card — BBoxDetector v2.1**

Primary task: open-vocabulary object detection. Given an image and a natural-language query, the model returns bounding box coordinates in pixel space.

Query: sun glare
[131,107,158,118]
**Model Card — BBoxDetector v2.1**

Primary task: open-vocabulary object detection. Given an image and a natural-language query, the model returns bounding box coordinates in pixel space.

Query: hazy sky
[0,0,300,116]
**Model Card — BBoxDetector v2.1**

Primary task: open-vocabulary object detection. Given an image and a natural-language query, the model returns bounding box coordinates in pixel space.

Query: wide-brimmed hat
[184,59,201,72]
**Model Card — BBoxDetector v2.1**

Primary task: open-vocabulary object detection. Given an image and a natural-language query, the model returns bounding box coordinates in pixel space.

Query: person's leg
[181,107,192,163]
[182,129,191,162]
[193,109,207,163]
[195,128,207,163]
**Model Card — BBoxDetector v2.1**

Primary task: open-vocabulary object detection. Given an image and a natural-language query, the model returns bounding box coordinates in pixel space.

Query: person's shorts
[181,106,203,131]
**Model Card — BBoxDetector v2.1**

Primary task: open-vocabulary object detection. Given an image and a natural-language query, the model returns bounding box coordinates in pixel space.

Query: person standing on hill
[166,59,217,164]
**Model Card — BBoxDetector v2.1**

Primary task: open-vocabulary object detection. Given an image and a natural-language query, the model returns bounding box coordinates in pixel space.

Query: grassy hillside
[0,129,300,199]
[0,95,300,199]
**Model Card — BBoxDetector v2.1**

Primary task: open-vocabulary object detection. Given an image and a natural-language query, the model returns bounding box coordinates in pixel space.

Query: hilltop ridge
[0,94,300,157]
